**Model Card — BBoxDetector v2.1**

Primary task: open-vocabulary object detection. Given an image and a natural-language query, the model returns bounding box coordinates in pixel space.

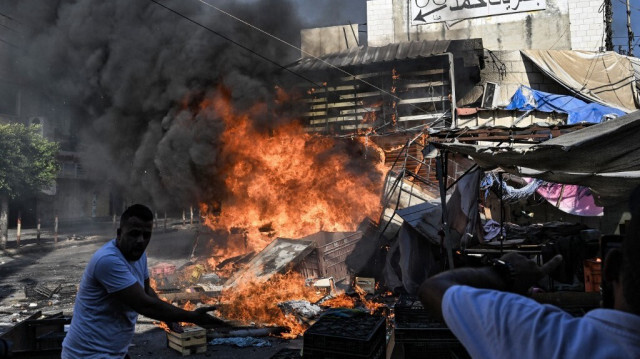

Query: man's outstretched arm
[112,281,229,328]
[418,253,563,319]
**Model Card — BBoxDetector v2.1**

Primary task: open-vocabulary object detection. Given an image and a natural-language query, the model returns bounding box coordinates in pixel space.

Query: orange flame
[197,90,385,259]
[321,286,386,315]
[322,294,356,309]
[354,285,385,314]
[215,272,323,339]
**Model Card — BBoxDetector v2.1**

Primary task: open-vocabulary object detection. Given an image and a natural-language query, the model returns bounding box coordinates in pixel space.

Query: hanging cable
[148,0,323,89]
[191,0,436,114]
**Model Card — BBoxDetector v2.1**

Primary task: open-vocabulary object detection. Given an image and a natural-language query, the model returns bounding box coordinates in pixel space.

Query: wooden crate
[166,326,207,356]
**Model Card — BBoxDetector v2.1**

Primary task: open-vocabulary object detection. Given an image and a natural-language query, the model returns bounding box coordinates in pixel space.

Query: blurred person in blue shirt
[419,189,640,358]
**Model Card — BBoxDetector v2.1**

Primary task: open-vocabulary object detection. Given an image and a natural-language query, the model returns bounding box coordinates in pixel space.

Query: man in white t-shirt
[62,204,228,359]
[419,191,640,358]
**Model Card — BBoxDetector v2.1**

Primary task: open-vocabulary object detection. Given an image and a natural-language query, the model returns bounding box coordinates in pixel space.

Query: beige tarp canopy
[434,111,640,202]
[522,50,640,113]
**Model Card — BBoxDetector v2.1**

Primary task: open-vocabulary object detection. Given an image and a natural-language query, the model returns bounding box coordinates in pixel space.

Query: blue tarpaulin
[505,86,625,124]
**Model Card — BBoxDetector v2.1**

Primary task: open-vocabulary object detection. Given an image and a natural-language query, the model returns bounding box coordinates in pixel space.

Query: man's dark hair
[120,204,153,226]
[623,186,640,315]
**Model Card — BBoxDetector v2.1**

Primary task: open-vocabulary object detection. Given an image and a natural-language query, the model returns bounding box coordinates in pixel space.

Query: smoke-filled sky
[0,0,369,211]
[3,0,634,213]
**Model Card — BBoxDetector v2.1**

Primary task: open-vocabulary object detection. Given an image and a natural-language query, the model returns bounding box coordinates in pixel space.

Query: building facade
[0,19,112,227]
[367,0,605,51]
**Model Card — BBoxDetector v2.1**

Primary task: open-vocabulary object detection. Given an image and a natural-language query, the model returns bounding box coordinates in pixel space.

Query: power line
[615,0,640,11]
[0,11,14,20]
[0,37,18,48]
[579,31,607,91]
[549,26,570,50]
[192,0,433,114]
[148,0,323,89]
[0,22,18,33]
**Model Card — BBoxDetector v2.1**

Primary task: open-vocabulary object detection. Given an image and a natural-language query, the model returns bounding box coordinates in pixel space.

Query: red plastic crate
[583,258,602,293]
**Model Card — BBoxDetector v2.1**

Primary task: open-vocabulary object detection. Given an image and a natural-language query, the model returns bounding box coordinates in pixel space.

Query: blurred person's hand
[499,252,563,295]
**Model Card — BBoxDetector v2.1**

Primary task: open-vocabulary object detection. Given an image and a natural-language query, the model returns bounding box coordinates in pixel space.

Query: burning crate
[303,311,386,358]
[297,231,363,283]
[394,295,469,359]
[166,326,207,356]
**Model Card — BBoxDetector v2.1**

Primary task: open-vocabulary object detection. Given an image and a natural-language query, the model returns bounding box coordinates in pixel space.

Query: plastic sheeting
[505,86,625,124]
[521,50,640,113]
[525,179,604,217]
[481,172,544,202]
[434,111,640,201]
[209,337,271,347]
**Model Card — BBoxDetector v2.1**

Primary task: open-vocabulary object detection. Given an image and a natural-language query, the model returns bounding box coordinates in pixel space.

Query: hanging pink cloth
[526,179,604,217]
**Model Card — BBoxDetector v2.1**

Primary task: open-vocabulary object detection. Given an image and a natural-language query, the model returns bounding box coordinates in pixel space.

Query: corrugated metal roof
[290,39,482,72]
[434,111,640,200]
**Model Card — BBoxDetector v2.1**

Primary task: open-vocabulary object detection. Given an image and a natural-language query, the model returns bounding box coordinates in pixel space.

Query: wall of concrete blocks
[568,0,606,51]
[366,0,395,47]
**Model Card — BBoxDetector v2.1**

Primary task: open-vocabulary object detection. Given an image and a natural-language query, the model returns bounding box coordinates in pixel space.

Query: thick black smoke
[4,0,305,210]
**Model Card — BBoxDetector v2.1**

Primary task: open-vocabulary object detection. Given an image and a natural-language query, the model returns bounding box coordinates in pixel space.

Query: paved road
[0,221,302,358]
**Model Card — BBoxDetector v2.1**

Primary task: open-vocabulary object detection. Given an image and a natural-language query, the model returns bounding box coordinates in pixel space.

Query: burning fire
[197,89,385,261]
[321,283,386,315]
[322,295,356,309]
[158,88,388,338]
[214,271,323,339]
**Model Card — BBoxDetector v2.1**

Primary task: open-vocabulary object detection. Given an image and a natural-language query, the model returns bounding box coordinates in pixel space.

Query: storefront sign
[411,0,546,25]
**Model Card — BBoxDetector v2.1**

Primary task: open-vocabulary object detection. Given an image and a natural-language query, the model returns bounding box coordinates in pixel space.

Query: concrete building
[300,1,607,109]
[293,0,635,237]
[0,18,112,227]
[363,0,609,106]
[367,0,605,51]
[301,24,361,58]
[0,81,113,226]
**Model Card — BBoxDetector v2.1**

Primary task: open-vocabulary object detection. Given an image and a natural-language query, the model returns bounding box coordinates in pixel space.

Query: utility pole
[627,0,634,56]
[604,0,613,51]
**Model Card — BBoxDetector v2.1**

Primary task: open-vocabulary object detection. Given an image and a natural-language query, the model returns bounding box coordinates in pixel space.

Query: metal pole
[499,172,505,255]
[54,215,58,244]
[627,0,634,56]
[343,27,350,49]
[16,217,21,247]
[36,218,41,243]
[190,206,193,225]
[182,210,186,226]
[438,151,455,270]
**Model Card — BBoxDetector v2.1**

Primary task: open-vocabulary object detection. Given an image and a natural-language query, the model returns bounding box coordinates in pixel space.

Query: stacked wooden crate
[166,326,207,356]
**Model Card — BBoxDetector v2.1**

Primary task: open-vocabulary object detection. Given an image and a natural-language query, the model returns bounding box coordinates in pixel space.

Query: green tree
[0,123,59,249]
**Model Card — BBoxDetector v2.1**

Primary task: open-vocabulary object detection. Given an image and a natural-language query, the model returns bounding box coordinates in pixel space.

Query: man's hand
[166,321,184,333]
[419,253,564,320]
[500,253,563,295]
[190,306,232,328]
